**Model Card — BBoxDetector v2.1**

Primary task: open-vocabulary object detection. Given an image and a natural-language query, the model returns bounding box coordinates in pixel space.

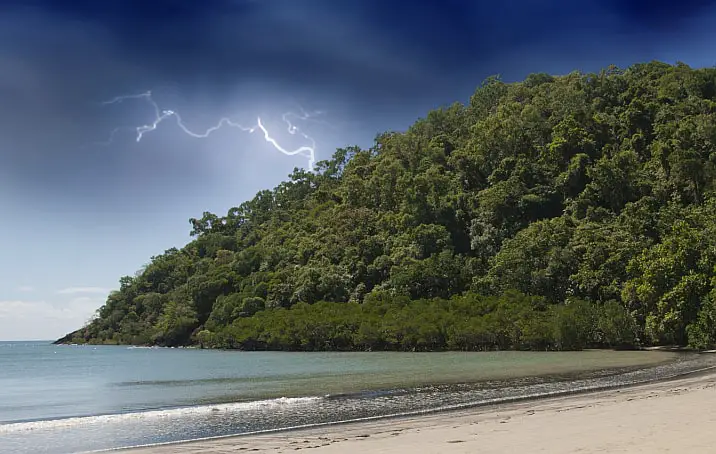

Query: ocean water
[0,341,713,454]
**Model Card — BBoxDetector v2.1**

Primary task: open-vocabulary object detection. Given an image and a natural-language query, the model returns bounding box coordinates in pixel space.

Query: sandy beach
[123,370,716,454]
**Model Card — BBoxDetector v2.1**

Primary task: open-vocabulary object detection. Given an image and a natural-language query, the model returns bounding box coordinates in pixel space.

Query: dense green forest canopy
[57,61,716,351]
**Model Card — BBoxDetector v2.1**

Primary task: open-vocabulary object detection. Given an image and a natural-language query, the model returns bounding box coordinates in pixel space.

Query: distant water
[1,341,713,454]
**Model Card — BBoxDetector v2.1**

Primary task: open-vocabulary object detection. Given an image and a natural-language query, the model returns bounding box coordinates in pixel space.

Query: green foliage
[686,290,716,349]
[187,291,635,352]
[58,62,716,351]
[153,299,198,346]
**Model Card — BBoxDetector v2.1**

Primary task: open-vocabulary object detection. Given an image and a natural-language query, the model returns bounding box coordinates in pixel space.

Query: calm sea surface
[0,341,712,454]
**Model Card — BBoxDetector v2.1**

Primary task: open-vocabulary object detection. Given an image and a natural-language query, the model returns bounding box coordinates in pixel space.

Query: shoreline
[112,358,716,454]
[118,369,716,453]
[4,350,709,454]
[1,350,684,428]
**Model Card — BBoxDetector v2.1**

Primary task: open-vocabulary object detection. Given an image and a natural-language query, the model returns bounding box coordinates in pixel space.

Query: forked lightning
[102,91,318,171]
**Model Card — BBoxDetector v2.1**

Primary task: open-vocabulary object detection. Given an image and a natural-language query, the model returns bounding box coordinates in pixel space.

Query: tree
[55,62,716,352]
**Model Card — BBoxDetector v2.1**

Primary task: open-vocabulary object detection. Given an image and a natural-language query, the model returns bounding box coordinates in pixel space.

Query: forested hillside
[57,62,716,351]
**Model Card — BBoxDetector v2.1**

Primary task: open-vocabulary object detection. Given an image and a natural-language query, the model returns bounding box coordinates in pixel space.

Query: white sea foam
[0,396,321,434]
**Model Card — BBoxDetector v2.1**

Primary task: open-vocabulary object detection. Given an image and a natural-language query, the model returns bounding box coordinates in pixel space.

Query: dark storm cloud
[2,0,713,102]
[606,0,716,28]
[4,0,714,108]
[1,0,715,209]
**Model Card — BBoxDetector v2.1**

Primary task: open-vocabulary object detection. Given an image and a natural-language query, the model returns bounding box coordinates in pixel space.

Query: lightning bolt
[101,91,320,171]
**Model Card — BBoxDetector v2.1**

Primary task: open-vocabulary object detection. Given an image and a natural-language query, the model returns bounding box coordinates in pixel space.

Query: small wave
[0,397,322,434]
[114,377,249,387]
[324,388,411,400]
[114,371,341,388]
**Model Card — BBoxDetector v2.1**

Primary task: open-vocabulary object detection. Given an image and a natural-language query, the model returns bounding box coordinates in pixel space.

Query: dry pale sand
[123,371,716,454]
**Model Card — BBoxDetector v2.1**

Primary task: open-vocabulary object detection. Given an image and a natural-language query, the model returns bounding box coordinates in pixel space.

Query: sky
[1,0,716,341]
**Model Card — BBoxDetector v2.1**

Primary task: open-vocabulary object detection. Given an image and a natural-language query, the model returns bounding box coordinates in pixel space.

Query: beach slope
[124,371,716,453]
